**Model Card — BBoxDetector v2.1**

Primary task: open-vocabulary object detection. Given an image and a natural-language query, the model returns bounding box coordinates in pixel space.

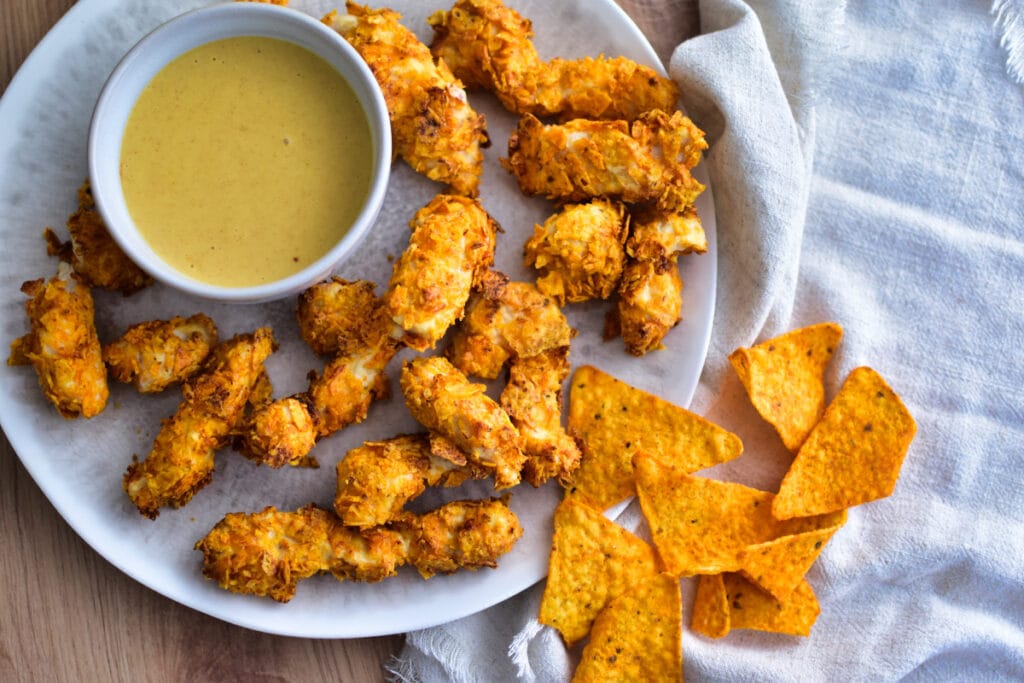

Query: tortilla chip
[724,573,820,637]
[572,573,682,682]
[567,365,743,510]
[737,516,846,601]
[729,322,843,451]
[690,573,730,638]
[773,366,917,519]
[539,497,659,646]
[633,452,846,576]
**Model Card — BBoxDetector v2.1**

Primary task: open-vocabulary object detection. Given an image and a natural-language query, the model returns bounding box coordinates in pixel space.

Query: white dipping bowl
[88,2,390,304]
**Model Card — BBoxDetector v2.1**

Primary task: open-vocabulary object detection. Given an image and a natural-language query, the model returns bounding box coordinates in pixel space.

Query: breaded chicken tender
[523,200,628,305]
[8,263,108,418]
[614,258,683,356]
[239,394,319,468]
[296,277,381,357]
[429,0,678,120]
[401,356,525,489]
[385,194,498,351]
[103,314,218,393]
[626,204,707,263]
[504,110,706,211]
[123,327,275,518]
[500,348,581,487]
[195,497,522,602]
[447,273,575,378]
[324,3,488,196]
[334,433,486,528]
[43,181,151,295]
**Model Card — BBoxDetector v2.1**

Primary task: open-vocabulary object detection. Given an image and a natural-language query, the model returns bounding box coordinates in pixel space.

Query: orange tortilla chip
[773,366,917,520]
[572,573,682,682]
[724,573,820,637]
[633,453,845,576]
[539,498,659,646]
[690,573,730,638]
[729,322,843,451]
[568,365,743,510]
[737,516,846,601]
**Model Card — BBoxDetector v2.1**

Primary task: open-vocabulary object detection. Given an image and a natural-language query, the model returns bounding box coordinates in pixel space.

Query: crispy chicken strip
[43,181,151,295]
[523,200,628,306]
[103,314,218,393]
[401,356,525,489]
[500,347,581,487]
[428,0,678,120]
[296,277,381,357]
[447,273,575,378]
[195,497,522,602]
[504,110,706,211]
[626,204,707,262]
[613,258,683,356]
[385,194,498,351]
[334,433,486,528]
[324,3,488,196]
[239,394,319,468]
[123,327,275,518]
[8,263,108,418]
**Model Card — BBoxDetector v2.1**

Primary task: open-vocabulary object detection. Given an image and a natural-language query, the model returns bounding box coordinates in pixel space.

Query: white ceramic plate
[0,0,715,638]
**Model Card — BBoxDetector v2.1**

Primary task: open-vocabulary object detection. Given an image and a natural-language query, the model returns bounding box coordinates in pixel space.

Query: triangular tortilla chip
[773,366,917,519]
[539,497,659,646]
[729,322,843,451]
[633,453,845,576]
[724,573,820,637]
[572,573,682,682]
[690,573,730,639]
[737,516,846,601]
[567,365,742,510]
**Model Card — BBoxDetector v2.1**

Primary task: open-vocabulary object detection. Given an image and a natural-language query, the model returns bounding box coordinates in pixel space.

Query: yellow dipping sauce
[120,36,372,287]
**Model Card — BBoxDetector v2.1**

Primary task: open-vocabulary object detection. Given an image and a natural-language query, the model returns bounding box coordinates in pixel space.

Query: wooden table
[0,2,402,680]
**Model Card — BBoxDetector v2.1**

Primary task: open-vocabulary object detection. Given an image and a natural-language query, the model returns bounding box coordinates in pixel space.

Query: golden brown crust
[616,258,683,356]
[296,278,385,357]
[237,394,319,468]
[626,204,707,262]
[103,314,218,393]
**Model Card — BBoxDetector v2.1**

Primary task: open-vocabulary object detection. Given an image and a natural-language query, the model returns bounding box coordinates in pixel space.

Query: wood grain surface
[0,2,403,681]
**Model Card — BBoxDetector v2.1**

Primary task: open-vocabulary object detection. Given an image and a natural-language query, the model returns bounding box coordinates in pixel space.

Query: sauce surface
[121,36,372,287]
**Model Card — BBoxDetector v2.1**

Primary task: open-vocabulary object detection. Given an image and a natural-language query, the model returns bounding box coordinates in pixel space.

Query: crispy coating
[8,263,108,418]
[500,348,581,487]
[43,181,151,295]
[324,4,488,196]
[103,314,218,393]
[447,274,575,378]
[401,356,525,489]
[626,204,707,262]
[614,258,683,356]
[523,200,628,305]
[195,497,522,602]
[334,433,486,528]
[309,330,399,437]
[504,110,706,211]
[296,278,385,357]
[429,0,678,120]
[385,194,498,351]
[123,327,275,518]
[238,394,319,468]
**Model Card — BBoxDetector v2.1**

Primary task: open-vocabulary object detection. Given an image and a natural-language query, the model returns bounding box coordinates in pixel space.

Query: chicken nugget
[385,194,498,351]
[504,110,706,211]
[500,348,581,487]
[626,204,707,262]
[536,56,679,122]
[401,356,525,489]
[324,3,488,196]
[9,263,108,418]
[524,200,628,305]
[123,327,275,518]
[103,314,218,393]
[614,258,683,356]
[296,278,383,357]
[238,394,319,468]
[43,181,151,295]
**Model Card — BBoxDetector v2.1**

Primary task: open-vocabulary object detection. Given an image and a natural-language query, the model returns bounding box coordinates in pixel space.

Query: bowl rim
[88,1,392,304]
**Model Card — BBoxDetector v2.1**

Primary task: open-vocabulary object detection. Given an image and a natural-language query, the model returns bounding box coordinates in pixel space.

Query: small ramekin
[88,2,391,304]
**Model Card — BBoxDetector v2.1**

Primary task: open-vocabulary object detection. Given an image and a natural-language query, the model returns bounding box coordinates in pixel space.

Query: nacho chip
[737,517,846,601]
[724,573,820,637]
[633,453,845,576]
[572,573,682,682]
[567,365,743,510]
[773,366,917,519]
[729,322,843,451]
[690,573,730,639]
[539,497,659,646]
